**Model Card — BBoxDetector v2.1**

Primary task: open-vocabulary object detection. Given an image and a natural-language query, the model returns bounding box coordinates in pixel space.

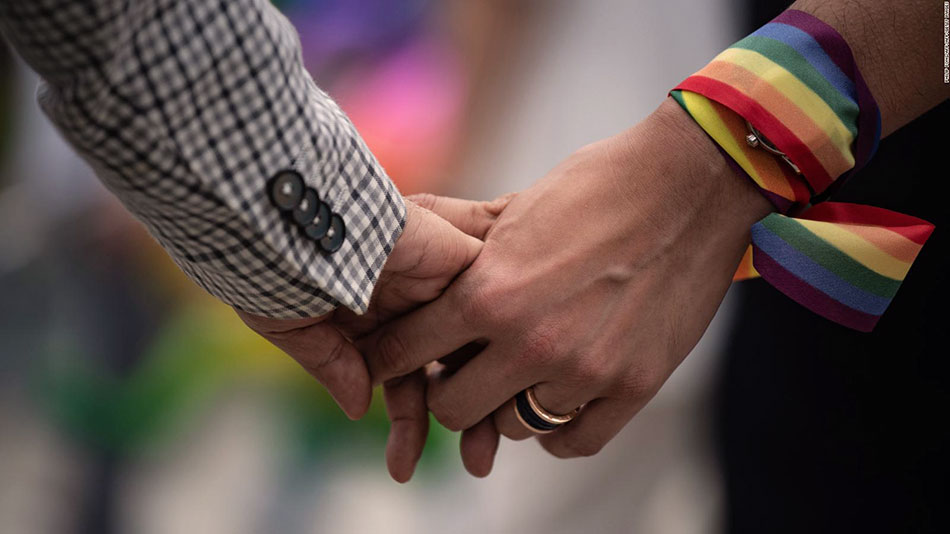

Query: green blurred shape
[35,303,455,470]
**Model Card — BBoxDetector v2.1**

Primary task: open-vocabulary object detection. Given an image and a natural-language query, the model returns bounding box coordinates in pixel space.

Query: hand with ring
[361,98,773,473]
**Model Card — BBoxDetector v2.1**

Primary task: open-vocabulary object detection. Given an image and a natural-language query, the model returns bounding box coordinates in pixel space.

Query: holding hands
[247,98,772,481]
[3,0,939,497]
[237,194,511,481]
[366,99,771,477]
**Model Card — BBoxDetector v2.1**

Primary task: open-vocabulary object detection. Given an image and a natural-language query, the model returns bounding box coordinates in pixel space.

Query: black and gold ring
[514,387,581,434]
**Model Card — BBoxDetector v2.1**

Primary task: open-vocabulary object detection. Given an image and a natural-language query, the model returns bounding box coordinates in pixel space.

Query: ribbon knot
[671,9,934,331]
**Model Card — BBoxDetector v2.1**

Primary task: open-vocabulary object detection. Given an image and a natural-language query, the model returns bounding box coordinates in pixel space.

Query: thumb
[391,199,484,277]
[407,193,516,240]
[236,311,372,420]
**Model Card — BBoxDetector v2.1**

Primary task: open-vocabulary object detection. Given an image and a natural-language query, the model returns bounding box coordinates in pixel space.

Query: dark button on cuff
[268,170,304,211]
[292,188,319,227]
[303,201,332,241]
[319,213,346,253]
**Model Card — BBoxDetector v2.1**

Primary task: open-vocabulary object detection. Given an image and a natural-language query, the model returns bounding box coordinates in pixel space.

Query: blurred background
[0,1,755,532]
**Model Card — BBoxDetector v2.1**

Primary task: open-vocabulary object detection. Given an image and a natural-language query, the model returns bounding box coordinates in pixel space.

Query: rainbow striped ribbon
[670,9,934,332]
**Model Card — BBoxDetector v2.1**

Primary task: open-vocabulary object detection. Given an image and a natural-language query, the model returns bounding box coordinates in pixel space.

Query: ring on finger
[513,386,581,434]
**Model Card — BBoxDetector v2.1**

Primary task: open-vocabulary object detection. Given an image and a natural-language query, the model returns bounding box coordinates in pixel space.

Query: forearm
[0,1,121,87]
[791,0,948,136]
[0,0,405,318]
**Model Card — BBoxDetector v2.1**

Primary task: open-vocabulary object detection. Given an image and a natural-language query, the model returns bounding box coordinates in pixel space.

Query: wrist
[594,97,773,278]
[646,97,773,235]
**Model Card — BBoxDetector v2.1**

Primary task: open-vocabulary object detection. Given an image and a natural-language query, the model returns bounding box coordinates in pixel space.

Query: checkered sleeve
[0,0,406,318]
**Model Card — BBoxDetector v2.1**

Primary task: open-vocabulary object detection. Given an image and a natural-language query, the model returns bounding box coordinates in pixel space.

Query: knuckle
[518,325,561,367]
[485,192,516,215]
[299,332,347,377]
[499,428,529,441]
[564,437,604,458]
[465,201,484,225]
[568,356,611,387]
[439,415,467,433]
[495,416,526,441]
[455,266,530,329]
[456,278,499,326]
[616,366,660,399]
[543,436,604,459]
[428,396,466,432]
[407,192,439,211]
[375,329,412,377]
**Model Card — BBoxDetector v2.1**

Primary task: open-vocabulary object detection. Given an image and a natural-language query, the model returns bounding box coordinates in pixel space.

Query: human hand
[236,197,494,481]
[363,97,773,464]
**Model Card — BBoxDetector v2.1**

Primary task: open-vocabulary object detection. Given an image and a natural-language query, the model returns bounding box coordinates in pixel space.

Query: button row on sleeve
[268,170,346,253]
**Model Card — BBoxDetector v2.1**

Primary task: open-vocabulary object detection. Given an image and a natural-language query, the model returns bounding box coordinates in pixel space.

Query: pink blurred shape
[331,37,466,193]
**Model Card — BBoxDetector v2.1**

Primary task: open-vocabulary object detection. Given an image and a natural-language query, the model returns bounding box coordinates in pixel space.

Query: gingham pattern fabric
[0,0,406,318]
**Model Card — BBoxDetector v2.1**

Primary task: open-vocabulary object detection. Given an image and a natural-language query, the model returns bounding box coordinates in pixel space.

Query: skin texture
[363,97,772,473]
[246,0,947,482]
[790,0,948,136]
[369,0,949,478]
[237,198,508,482]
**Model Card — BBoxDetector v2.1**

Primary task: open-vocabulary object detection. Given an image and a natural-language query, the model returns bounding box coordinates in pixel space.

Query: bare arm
[367,0,948,468]
[793,0,948,136]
